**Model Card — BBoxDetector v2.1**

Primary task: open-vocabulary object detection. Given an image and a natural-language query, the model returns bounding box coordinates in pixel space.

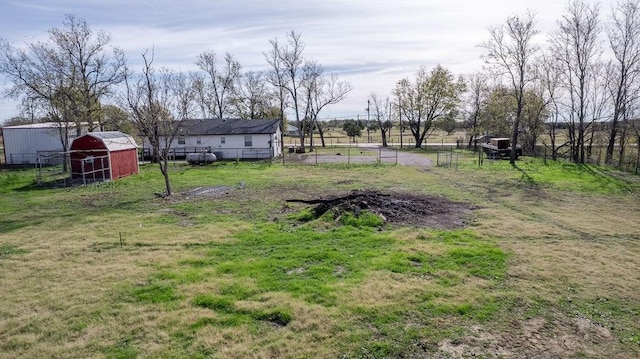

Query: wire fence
[280,146,398,166]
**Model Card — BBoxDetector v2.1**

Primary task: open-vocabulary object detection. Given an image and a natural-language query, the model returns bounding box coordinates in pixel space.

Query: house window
[178,136,185,145]
[221,136,226,144]
[244,135,252,147]
[196,137,201,145]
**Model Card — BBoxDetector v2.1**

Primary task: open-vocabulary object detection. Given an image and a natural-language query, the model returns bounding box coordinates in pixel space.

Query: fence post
[348,145,351,165]
[315,149,318,166]
[395,148,398,165]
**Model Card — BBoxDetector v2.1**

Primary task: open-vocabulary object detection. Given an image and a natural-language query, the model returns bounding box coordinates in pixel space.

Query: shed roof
[73,131,138,152]
[178,118,280,136]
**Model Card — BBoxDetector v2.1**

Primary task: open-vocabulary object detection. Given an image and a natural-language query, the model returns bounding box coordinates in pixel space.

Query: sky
[0,0,617,124]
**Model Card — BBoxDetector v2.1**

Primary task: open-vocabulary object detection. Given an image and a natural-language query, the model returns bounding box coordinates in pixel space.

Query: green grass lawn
[1,158,639,358]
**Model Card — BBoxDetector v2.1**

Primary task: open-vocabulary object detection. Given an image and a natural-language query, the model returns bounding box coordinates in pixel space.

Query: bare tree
[195,51,241,118]
[463,72,489,150]
[369,93,393,147]
[266,31,309,151]
[538,52,566,160]
[49,14,126,131]
[232,71,275,119]
[125,51,193,196]
[1,14,125,173]
[481,12,539,164]
[605,0,640,166]
[302,62,353,148]
[551,0,602,164]
[394,65,465,148]
[264,37,290,129]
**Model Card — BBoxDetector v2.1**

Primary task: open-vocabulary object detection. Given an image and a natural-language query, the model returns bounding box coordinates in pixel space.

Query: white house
[1,122,90,165]
[141,118,282,160]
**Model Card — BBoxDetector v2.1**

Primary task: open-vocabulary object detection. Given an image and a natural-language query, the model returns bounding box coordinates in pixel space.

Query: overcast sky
[0,0,617,123]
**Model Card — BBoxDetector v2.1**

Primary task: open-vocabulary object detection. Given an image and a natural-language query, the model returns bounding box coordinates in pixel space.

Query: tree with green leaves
[342,120,364,142]
[100,104,135,134]
[394,65,465,148]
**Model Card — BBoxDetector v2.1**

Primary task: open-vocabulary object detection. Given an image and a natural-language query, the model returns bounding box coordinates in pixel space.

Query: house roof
[73,131,138,152]
[178,118,281,136]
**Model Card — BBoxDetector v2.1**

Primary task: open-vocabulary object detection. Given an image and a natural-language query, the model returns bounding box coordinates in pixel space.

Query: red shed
[70,131,139,184]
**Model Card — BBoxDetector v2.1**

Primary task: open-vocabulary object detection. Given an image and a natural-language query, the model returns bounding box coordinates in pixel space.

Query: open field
[1,154,640,358]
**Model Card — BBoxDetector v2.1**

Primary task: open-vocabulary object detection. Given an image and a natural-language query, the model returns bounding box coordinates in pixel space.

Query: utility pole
[398,97,403,149]
[388,100,392,146]
[366,99,371,143]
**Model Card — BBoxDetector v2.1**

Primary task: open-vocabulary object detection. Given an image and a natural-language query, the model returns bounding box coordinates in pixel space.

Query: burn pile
[287,189,476,229]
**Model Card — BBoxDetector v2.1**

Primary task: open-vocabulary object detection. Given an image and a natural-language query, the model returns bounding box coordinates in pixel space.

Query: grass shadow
[511,162,537,186]
[580,164,634,192]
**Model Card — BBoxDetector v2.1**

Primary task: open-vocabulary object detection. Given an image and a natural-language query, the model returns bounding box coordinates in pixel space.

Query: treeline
[365,0,640,167]
[2,0,640,170]
[0,16,354,194]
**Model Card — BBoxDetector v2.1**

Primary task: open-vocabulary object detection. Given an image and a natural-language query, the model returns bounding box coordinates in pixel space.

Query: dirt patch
[288,189,475,229]
[436,316,617,358]
[184,186,236,198]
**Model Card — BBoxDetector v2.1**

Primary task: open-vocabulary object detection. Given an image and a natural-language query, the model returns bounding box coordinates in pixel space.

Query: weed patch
[0,244,28,257]
[129,282,180,304]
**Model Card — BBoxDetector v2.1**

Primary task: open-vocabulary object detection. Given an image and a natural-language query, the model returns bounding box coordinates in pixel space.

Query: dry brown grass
[1,161,639,358]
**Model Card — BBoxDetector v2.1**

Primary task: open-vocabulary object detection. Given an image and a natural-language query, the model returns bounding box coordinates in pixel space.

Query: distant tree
[605,0,640,166]
[302,62,352,148]
[436,111,458,135]
[538,52,565,160]
[463,72,489,150]
[342,120,364,142]
[550,0,602,163]
[369,93,392,147]
[50,15,126,131]
[480,85,548,153]
[481,86,515,138]
[266,31,307,151]
[394,65,465,148]
[100,104,134,134]
[520,89,549,153]
[264,37,290,133]
[125,51,195,196]
[481,11,538,164]
[2,116,34,127]
[194,51,241,118]
[266,30,351,151]
[0,14,125,161]
[232,71,275,119]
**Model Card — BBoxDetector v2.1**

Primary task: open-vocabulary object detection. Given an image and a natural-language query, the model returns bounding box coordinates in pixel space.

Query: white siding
[2,123,87,164]
[142,130,281,160]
